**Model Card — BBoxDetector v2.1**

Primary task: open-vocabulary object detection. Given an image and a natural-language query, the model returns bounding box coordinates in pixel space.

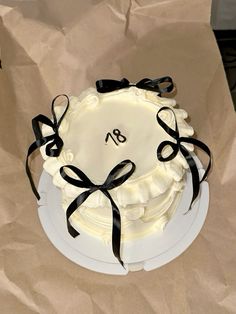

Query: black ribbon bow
[26,94,69,200]
[96,76,174,96]
[60,159,136,267]
[156,107,211,208]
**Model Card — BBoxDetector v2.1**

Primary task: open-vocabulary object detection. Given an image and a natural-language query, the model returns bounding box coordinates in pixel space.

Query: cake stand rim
[37,156,209,275]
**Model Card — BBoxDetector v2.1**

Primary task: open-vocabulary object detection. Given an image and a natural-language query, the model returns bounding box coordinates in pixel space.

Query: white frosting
[40,87,194,242]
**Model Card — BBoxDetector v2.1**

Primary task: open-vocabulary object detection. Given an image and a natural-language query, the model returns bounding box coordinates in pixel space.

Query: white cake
[40,86,194,244]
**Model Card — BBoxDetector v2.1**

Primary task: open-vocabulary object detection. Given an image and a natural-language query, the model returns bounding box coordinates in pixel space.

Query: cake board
[37,156,209,275]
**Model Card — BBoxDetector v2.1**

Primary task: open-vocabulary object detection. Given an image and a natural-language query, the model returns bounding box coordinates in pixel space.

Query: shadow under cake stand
[37,156,209,275]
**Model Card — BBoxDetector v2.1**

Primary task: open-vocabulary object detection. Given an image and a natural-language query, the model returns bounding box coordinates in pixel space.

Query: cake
[26,77,211,267]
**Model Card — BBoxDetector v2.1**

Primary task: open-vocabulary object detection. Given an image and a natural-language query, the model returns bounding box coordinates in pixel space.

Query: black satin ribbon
[26,94,70,200]
[60,159,136,267]
[156,107,211,208]
[96,76,174,96]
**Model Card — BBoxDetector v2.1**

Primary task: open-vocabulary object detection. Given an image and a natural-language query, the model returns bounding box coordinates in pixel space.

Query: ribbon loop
[136,76,174,94]
[96,78,129,93]
[60,160,136,267]
[156,106,179,139]
[60,164,95,189]
[103,159,135,189]
[157,140,179,162]
[96,76,174,96]
[26,94,70,200]
[156,106,211,208]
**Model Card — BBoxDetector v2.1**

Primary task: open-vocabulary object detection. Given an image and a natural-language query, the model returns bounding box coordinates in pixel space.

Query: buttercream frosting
[40,87,194,242]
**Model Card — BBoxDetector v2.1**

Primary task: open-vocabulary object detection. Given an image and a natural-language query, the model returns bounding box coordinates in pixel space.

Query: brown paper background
[0,1,236,313]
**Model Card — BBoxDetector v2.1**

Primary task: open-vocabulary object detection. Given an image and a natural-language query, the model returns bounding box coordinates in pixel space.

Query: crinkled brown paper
[0,1,235,313]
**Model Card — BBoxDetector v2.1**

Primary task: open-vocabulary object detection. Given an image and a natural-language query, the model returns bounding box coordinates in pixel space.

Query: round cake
[39,86,194,245]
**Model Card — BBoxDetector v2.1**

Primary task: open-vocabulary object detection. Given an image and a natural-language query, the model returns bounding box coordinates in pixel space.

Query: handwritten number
[105,132,118,146]
[105,129,126,145]
[113,129,126,143]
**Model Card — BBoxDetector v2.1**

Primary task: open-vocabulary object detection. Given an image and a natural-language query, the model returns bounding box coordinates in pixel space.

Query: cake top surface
[61,88,188,181]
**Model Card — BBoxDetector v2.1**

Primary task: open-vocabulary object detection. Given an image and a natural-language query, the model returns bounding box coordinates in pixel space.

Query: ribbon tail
[180,146,200,209]
[181,137,211,183]
[26,141,42,200]
[66,189,94,238]
[26,135,55,200]
[102,190,124,268]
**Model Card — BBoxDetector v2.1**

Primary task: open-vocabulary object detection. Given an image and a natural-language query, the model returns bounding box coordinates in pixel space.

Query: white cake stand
[37,157,209,275]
